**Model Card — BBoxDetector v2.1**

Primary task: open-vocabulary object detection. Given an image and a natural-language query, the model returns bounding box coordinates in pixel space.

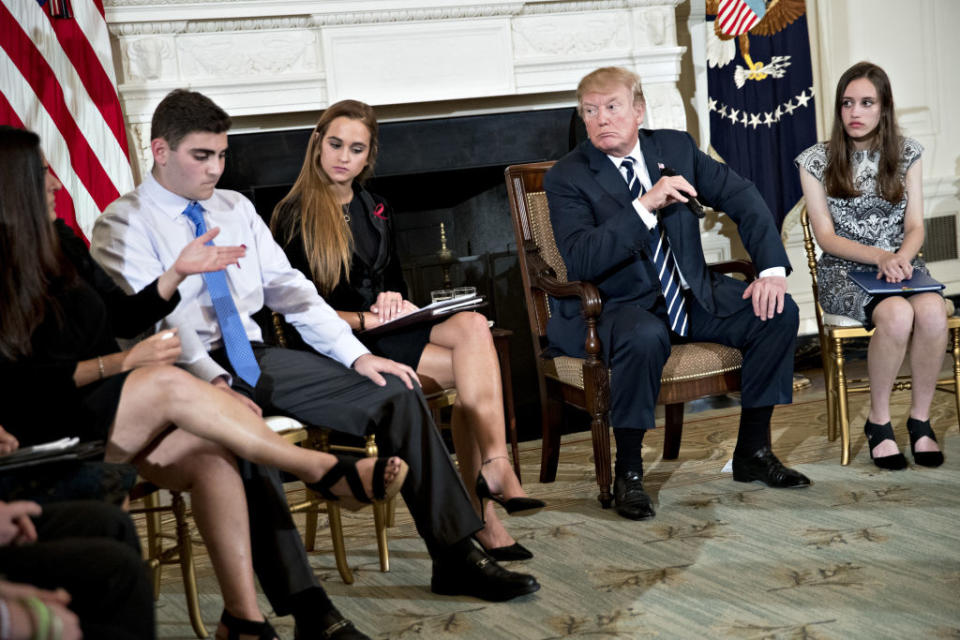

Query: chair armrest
[526,253,603,318]
[708,259,756,282]
[524,252,604,359]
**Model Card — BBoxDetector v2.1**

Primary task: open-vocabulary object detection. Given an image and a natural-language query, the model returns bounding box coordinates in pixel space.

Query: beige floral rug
[153,383,960,639]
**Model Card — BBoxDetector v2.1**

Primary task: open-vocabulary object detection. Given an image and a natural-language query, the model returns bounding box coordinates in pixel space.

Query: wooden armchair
[505,161,754,508]
[799,206,960,464]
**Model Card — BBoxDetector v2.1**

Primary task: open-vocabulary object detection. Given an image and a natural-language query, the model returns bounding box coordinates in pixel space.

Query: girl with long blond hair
[272,100,544,560]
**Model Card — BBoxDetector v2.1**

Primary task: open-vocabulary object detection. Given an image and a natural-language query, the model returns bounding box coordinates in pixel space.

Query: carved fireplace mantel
[105,0,687,177]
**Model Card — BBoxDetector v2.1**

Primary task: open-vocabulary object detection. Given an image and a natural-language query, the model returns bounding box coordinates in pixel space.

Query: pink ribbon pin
[373,203,387,220]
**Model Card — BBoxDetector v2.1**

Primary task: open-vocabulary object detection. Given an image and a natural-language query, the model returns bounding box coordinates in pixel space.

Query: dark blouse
[0,220,180,446]
[278,184,408,311]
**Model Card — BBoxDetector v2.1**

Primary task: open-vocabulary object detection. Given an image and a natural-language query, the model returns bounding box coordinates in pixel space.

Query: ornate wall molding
[310,6,526,25]
[108,0,688,176]
[519,0,682,13]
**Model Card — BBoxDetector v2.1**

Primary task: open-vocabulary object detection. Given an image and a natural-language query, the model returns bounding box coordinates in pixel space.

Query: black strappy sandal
[906,418,944,467]
[306,456,408,511]
[863,420,907,470]
[219,610,278,640]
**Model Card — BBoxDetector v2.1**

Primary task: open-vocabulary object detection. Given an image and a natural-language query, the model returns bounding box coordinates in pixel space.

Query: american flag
[1,0,132,242]
[716,0,763,37]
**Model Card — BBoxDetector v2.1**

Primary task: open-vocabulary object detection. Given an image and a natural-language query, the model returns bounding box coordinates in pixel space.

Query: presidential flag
[1,0,133,242]
[706,0,816,230]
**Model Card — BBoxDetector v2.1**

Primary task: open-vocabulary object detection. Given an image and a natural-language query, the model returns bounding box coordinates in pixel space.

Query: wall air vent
[922,214,958,263]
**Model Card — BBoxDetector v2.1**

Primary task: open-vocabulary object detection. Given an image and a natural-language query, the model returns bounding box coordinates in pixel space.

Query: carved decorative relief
[110,20,186,37]
[512,13,630,57]
[312,6,525,25]
[127,122,152,181]
[121,37,175,82]
[178,31,320,78]
[642,83,685,131]
[519,0,681,12]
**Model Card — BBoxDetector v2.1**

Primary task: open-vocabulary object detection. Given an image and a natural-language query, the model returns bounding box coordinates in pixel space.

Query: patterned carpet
[153,380,960,639]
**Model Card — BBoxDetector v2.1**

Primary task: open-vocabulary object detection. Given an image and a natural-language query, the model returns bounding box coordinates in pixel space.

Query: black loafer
[431,547,540,602]
[732,446,810,488]
[295,607,370,640]
[613,470,656,520]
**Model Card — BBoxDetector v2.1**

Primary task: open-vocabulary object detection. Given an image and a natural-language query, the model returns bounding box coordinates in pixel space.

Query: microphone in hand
[659,166,704,219]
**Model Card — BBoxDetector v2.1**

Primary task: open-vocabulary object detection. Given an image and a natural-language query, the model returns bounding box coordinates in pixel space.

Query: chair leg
[822,353,838,442]
[325,502,354,585]
[662,403,684,460]
[833,337,852,466]
[818,335,838,441]
[143,490,163,600]
[384,495,396,528]
[539,396,562,483]
[950,326,960,427]
[303,496,319,552]
[172,491,208,639]
[372,501,390,573]
[589,412,612,508]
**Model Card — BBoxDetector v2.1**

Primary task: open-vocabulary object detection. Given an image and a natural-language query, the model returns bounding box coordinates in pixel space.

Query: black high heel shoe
[906,418,944,467]
[475,471,545,516]
[480,541,534,562]
[306,456,409,511]
[219,610,278,640]
[863,420,907,470]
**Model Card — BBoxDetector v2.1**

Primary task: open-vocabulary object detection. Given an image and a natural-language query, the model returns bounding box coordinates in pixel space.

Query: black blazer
[278,185,408,313]
[543,128,790,356]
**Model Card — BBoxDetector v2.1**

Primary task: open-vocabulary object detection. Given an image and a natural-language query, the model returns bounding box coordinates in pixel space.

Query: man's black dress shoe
[295,606,370,639]
[431,547,540,601]
[613,470,656,520]
[732,446,811,488]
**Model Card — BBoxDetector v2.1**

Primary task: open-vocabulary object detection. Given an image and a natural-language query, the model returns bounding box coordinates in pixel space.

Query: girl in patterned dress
[796,62,946,470]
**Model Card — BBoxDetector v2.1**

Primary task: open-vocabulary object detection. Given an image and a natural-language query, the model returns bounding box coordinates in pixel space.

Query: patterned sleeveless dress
[794,137,929,324]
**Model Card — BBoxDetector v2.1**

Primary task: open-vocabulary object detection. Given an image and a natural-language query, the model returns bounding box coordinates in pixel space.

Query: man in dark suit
[545,67,809,521]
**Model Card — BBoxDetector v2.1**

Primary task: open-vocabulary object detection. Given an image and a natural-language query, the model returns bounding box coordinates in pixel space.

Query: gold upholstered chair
[799,205,960,464]
[505,161,754,508]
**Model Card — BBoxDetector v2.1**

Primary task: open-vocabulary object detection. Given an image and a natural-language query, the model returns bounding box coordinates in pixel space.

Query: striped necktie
[621,156,643,200]
[182,202,261,387]
[647,223,688,336]
[621,157,689,337]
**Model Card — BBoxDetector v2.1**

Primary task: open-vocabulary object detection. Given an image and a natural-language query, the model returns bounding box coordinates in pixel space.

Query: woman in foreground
[0,126,404,639]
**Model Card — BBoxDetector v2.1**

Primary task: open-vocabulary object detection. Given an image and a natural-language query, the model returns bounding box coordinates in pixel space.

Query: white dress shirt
[91,173,369,384]
[605,140,785,281]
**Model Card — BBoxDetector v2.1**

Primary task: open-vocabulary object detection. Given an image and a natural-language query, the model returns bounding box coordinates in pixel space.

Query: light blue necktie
[621,157,688,336]
[182,202,261,387]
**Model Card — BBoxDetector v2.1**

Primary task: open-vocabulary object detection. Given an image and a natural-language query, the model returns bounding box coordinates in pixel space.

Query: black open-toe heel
[475,457,545,516]
[863,420,907,470]
[306,456,409,511]
[906,418,944,467]
[219,610,278,640]
[479,541,534,562]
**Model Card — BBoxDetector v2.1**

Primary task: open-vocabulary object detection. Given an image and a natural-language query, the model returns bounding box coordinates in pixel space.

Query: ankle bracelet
[482,455,509,466]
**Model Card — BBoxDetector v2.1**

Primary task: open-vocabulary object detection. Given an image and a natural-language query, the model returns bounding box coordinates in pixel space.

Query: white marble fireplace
[105,0,689,178]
